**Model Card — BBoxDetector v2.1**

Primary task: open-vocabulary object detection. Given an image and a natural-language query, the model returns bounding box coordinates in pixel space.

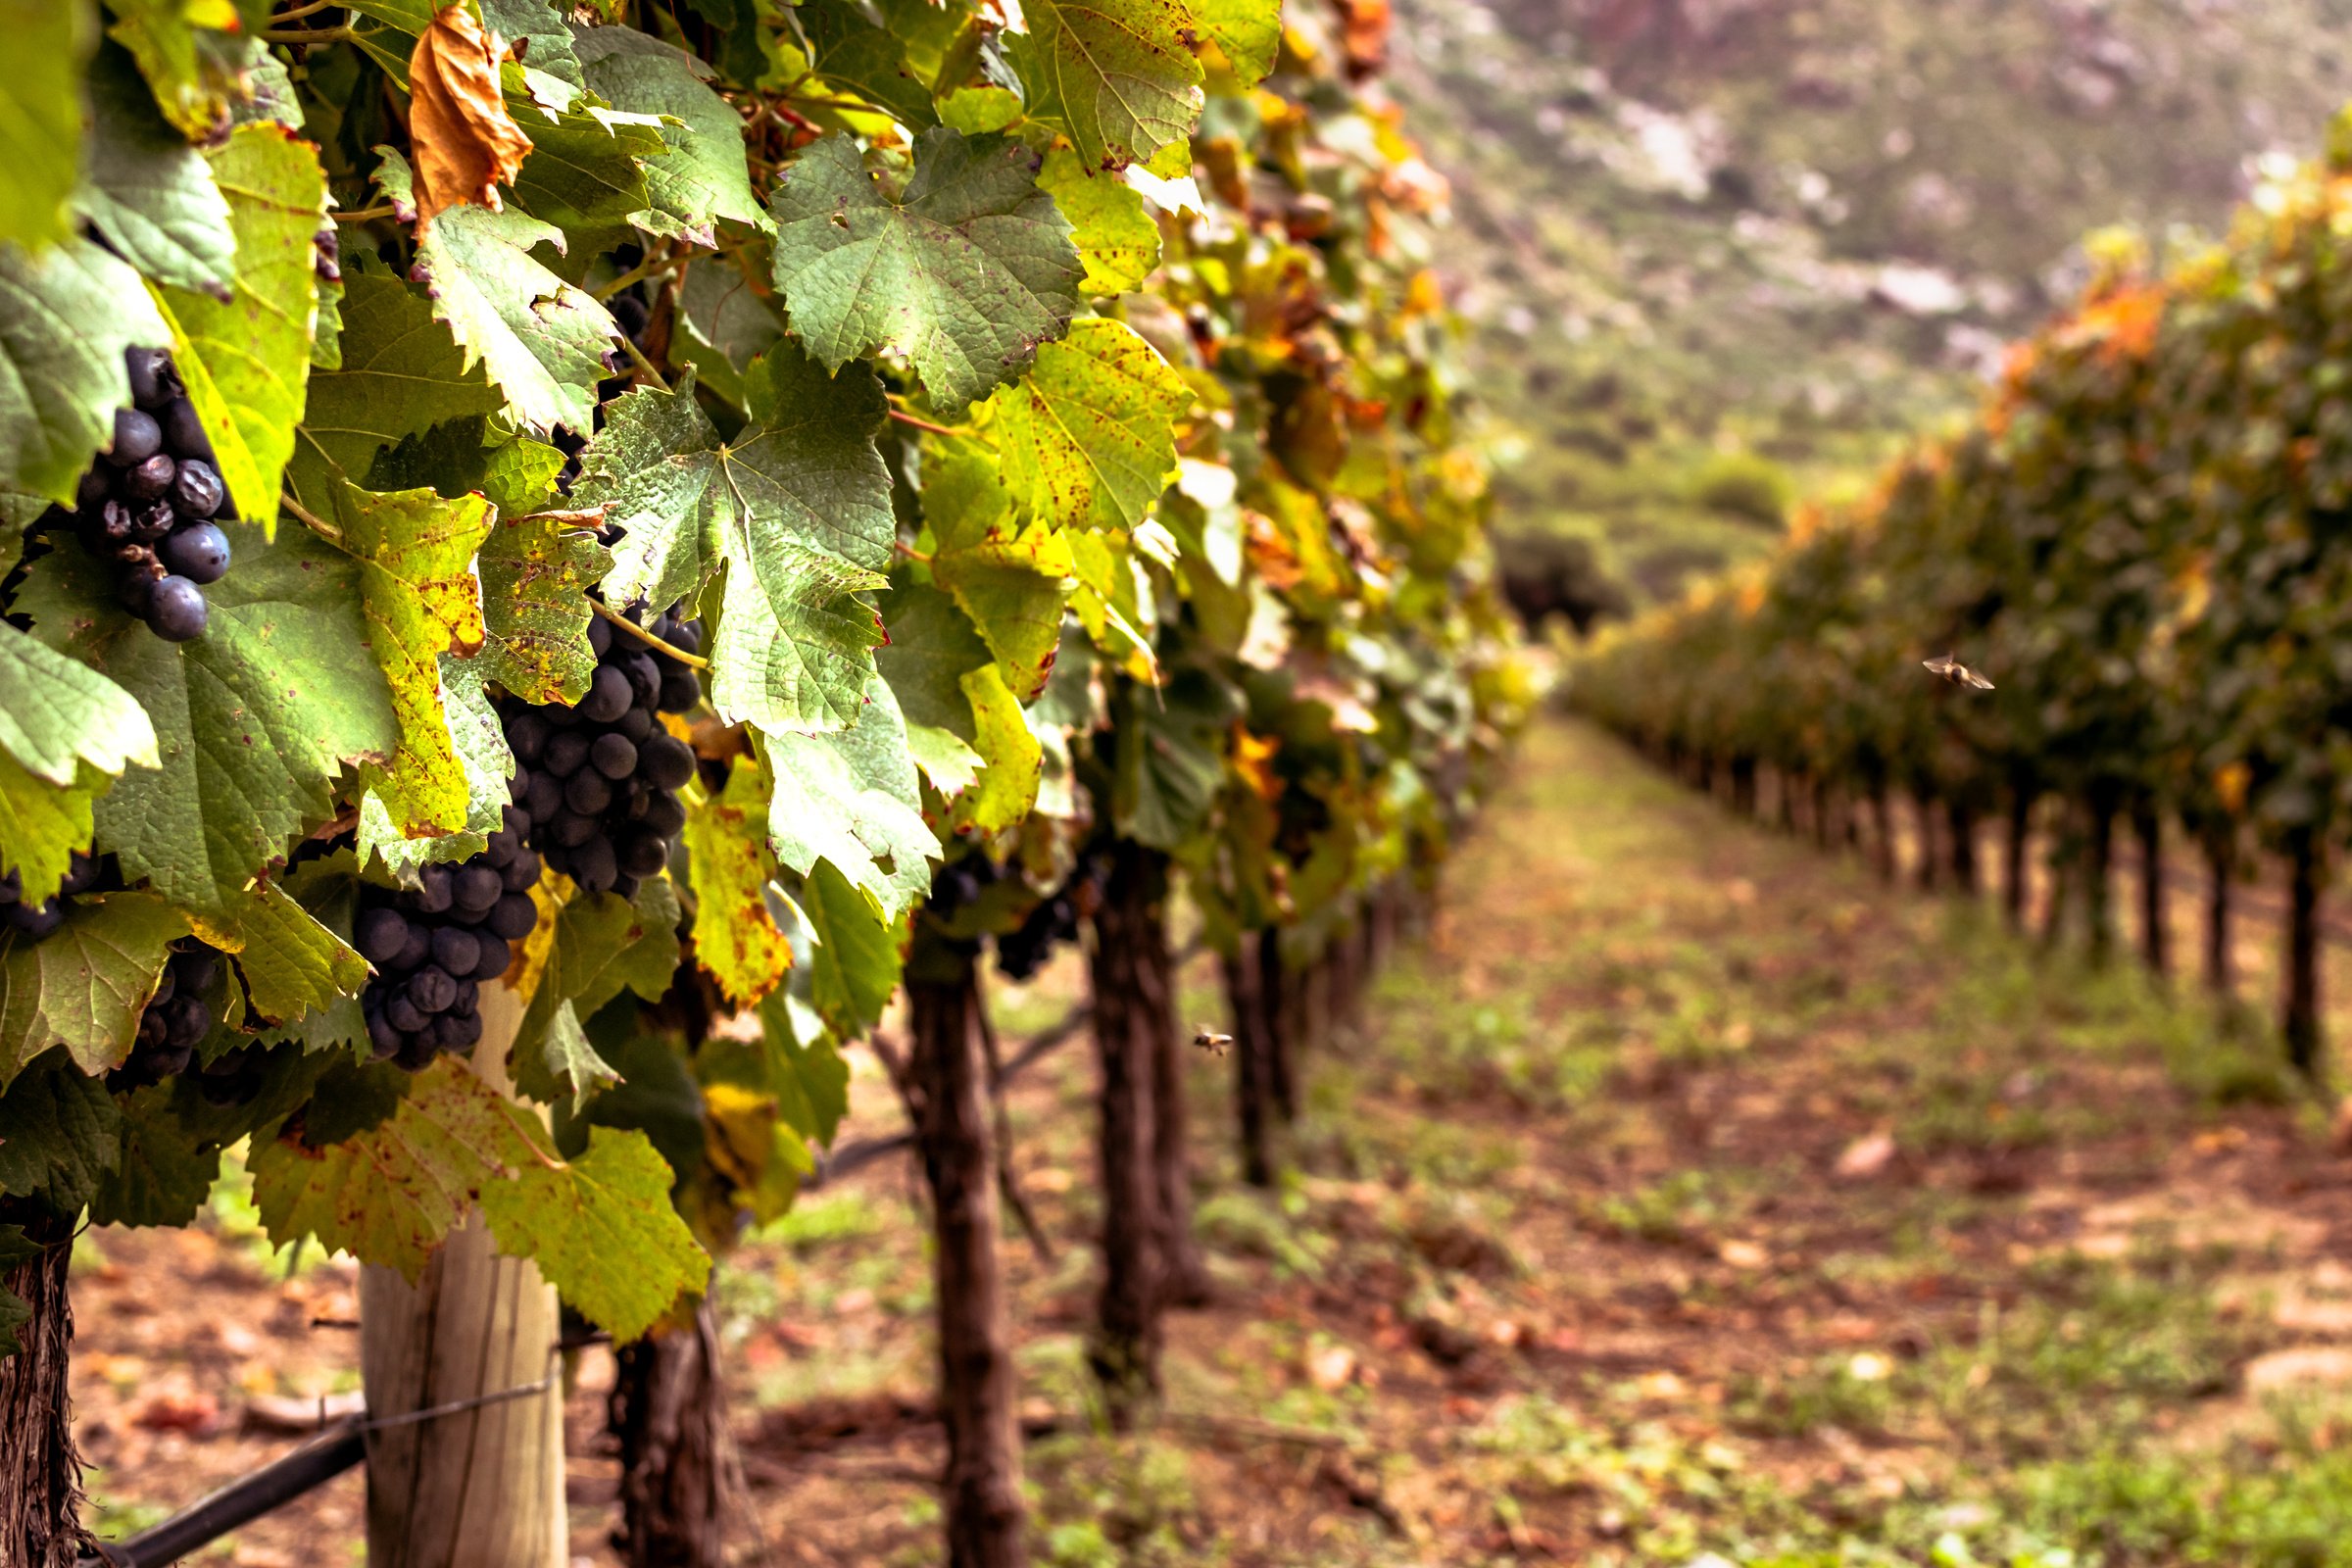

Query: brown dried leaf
[407,6,533,228]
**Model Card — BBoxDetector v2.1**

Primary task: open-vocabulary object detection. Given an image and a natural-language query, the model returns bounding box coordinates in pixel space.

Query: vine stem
[270,0,340,20]
[594,252,684,302]
[618,335,671,394]
[281,492,341,544]
[888,408,968,439]
[333,204,399,224]
[591,600,711,670]
[260,24,354,43]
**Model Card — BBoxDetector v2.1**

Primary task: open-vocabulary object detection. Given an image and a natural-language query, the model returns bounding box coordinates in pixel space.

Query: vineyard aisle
[77,715,2352,1564]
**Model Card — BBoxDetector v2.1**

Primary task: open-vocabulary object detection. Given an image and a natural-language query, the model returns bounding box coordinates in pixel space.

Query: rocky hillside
[1392,0,2352,607]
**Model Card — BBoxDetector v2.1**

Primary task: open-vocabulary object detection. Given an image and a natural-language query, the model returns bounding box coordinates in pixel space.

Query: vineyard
[0,0,1528,1563]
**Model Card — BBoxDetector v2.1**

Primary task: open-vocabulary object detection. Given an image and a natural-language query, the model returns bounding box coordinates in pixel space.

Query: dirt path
[73,717,2352,1566]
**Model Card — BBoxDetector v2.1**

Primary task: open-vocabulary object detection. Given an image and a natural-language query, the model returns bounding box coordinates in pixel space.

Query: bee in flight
[1193,1028,1233,1056]
[1923,654,1994,690]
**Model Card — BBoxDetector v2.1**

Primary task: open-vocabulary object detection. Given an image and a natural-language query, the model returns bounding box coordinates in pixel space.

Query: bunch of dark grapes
[0,850,117,940]
[991,854,1108,982]
[499,604,700,899]
[108,939,224,1094]
[54,348,235,642]
[353,807,541,1070]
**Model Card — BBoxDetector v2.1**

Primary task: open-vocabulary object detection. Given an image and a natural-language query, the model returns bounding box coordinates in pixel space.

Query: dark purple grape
[392,921,432,970]
[125,348,174,409]
[639,735,697,791]
[522,771,563,823]
[507,709,548,763]
[416,863,454,914]
[570,837,617,895]
[430,926,480,979]
[641,793,687,839]
[543,730,590,778]
[621,652,660,709]
[657,670,701,712]
[552,810,597,848]
[501,848,540,892]
[366,1009,402,1058]
[161,399,208,459]
[108,408,162,466]
[408,965,457,1014]
[618,830,668,879]
[587,613,612,658]
[445,1011,483,1050]
[385,995,426,1033]
[122,453,175,502]
[147,576,208,642]
[564,770,612,815]
[615,705,654,743]
[74,466,111,513]
[581,665,631,723]
[488,893,538,940]
[161,522,230,585]
[472,935,511,981]
[356,906,410,964]
[171,459,224,519]
[590,733,637,780]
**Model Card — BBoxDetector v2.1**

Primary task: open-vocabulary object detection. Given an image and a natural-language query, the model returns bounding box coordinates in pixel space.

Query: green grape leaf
[982,317,1186,532]
[759,1005,851,1147]
[74,40,237,299]
[90,1083,222,1229]
[503,100,666,269]
[0,1051,122,1210]
[1004,0,1204,172]
[514,875,680,1107]
[0,237,170,503]
[477,1122,707,1341]
[671,256,782,410]
[921,442,1077,698]
[875,577,989,742]
[939,86,1024,135]
[1113,664,1234,850]
[528,998,612,1118]
[0,622,160,788]
[309,478,498,843]
[768,127,1081,412]
[760,672,938,919]
[20,522,399,914]
[374,148,617,437]
[1039,147,1159,295]
[903,724,982,797]
[474,507,609,708]
[574,348,893,735]
[291,270,505,503]
[1198,0,1281,87]
[0,893,188,1086]
[790,858,901,1035]
[252,1055,707,1339]
[683,753,793,1009]
[152,122,328,532]
[796,0,939,130]
[953,662,1041,834]
[569,25,769,244]
[0,756,103,907]
[191,881,368,1028]
[481,0,583,90]
[108,0,260,142]
[0,1,90,252]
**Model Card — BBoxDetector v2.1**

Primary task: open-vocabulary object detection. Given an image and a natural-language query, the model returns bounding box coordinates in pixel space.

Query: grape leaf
[1198,0,1281,87]
[75,40,237,299]
[528,998,610,1118]
[1004,0,1204,172]
[768,127,1082,411]
[750,998,851,1147]
[514,874,680,1107]
[478,1122,707,1341]
[405,3,534,227]
[0,1051,122,1209]
[19,523,400,914]
[291,270,505,503]
[982,317,1187,532]
[189,881,368,1028]
[0,893,188,1085]
[252,1055,707,1339]
[683,753,792,1009]
[0,0,89,252]
[0,756,103,907]
[1113,663,1235,850]
[504,100,667,270]
[953,662,1042,835]
[787,858,901,1035]
[311,477,497,843]
[1039,147,1159,296]
[107,0,258,141]
[875,578,990,741]
[671,256,781,411]
[374,148,617,437]
[904,725,983,796]
[474,507,609,708]
[153,123,329,531]
[569,25,768,245]
[760,672,938,919]
[921,442,1077,697]
[796,0,940,130]
[481,0,584,91]
[89,1083,221,1229]
[0,623,160,789]
[0,237,170,503]
[574,349,894,735]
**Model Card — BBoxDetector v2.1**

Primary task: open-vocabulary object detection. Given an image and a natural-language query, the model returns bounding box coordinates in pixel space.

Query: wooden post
[361,984,565,1568]
[0,1205,81,1568]
[1085,840,1166,1421]
[904,930,1025,1568]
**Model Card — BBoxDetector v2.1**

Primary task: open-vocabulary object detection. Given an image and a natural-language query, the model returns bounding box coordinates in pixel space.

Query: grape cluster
[0,850,117,940]
[499,604,701,899]
[993,855,1108,982]
[58,349,235,642]
[354,808,541,1070]
[108,939,224,1094]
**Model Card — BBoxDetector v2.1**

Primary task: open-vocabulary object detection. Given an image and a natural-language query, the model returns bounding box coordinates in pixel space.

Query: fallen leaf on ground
[1719,1239,1769,1268]
[1307,1344,1358,1391]
[1836,1130,1896,1179]
[132,1391,222,1436]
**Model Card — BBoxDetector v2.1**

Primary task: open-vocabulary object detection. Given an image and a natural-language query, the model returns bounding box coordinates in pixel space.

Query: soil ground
[70,716,2352,1566]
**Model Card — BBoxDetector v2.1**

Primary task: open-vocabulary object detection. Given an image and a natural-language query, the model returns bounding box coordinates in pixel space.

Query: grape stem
[594,250,684,302]
[617,335,671,394]
[591,599,711,670]
[888,408,968,439]
[271,0,341,21]
[280,492,342,544]
[260,23,354,42]
[333,204,400,224]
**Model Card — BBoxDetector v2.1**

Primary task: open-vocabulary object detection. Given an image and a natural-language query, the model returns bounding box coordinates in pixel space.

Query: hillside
[1391,0,2352,605]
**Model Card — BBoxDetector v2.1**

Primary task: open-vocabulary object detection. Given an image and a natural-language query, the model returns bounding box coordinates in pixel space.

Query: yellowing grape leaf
[683,755,792,1009]
[983,318,1188,532]
[1005,0,1204,172]
[1039,147,1160,296]
[0,892,188,1085]
[921,442,1077,699]
[0,2,91,252]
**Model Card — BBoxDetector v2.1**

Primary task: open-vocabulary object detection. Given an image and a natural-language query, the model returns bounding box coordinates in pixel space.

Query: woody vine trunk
[608,1294,728,1568]
[0,1206,81,1568]
[1085,841,1168,1421]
